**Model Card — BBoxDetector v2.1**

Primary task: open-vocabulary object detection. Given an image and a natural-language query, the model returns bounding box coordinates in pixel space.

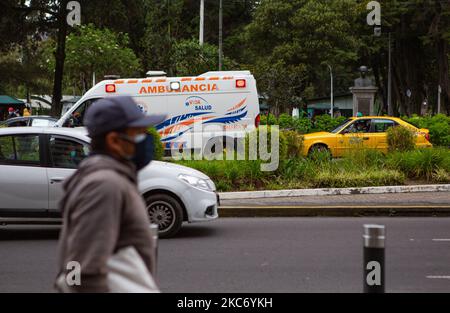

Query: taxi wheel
[308,144,331,158]
[145,193,183,238]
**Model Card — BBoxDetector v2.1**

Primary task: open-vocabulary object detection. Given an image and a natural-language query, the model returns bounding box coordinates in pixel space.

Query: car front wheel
[145,193,184,238]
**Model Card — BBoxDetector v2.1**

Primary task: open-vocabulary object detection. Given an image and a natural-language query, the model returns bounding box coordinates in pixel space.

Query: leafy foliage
[387,126,417,152]
[43,24,141,93]
[402,114,450,147]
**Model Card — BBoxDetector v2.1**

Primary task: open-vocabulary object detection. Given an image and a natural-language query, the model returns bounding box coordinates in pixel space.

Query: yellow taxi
[302,116,432,157]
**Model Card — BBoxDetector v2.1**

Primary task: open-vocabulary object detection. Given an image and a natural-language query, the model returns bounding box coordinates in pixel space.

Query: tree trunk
[51,0,69,117]
[437,38,450,114]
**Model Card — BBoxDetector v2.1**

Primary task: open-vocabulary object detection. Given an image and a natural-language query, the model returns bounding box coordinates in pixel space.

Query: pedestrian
[23,107,31,117]
[7,107,18,119]
[55,96,166,293]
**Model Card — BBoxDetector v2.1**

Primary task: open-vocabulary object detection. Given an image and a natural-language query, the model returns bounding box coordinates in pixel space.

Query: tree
[360,0,450,115]
[51,24,141,93]
[172,39,235,76]
[243,0,361,115]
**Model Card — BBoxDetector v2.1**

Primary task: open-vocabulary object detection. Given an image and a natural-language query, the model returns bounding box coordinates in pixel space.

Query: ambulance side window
[64,98,101,127]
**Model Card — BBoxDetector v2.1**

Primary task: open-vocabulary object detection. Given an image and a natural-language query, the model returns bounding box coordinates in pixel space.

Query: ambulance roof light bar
[104,75,120,80]
[146,71,167,77]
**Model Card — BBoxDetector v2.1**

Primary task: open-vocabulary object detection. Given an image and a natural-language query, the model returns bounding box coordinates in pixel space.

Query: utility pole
[218,0,223,71]
[199,0,204,45]
[387,33,393,116]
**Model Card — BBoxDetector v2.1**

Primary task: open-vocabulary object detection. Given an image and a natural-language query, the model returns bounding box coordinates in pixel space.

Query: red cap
[8,107,14,112]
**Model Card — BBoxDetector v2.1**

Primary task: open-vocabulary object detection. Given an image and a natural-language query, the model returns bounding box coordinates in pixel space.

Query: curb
[218,205,450,218]
[218,184,450,200]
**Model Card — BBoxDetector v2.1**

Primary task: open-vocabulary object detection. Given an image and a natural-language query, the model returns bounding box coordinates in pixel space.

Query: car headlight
[178,174,214,192]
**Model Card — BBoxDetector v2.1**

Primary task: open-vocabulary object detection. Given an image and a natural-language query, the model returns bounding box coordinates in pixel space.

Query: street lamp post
[199,0,204,45]
[438,85,442,114]
[387,32,393,116]
[325,63,334,118]
[218,0,223,71]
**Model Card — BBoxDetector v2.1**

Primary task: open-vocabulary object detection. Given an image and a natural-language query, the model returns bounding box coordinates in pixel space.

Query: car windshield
[330,119,352,134]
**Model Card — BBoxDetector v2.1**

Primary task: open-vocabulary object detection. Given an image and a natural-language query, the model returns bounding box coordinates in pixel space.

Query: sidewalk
[218,191,450,217]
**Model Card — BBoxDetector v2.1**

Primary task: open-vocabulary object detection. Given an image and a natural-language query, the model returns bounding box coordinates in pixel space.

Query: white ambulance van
[56,71,261,154]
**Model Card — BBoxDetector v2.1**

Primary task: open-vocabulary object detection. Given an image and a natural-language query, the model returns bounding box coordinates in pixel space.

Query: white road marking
[432,239,450,242]
[426,276,450,279]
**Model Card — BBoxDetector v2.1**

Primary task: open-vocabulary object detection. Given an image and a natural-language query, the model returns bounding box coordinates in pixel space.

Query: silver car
[0,127,219,238]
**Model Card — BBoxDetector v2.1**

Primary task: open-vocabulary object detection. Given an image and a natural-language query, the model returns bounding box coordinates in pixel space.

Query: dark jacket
[56,154,154,292]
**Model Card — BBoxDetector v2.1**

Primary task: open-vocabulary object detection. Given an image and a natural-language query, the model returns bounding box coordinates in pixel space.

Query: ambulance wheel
[145,193,183,238]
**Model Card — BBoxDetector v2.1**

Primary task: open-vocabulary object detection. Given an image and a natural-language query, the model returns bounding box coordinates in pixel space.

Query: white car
[0,127,219,238]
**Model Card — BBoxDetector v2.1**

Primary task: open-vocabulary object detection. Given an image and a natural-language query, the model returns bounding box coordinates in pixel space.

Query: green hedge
[175,148,450,191]
[260,113,347,134]
[402,114,450,147]
[386,148,450,181]
[387,125,416,152]
[147,127,163,160]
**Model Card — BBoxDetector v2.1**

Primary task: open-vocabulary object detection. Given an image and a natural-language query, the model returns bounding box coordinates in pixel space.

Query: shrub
[293,117,312,134]
[147,127,163,160]
[279,157,317,181]
[428,122,450,147]
[260,113,277,126]
[386,148,450,181]
[278,113,295,129]
[402,114,450,147]
[245,125,288,162]
[282,130,304,159]
[387,126,416,152]
[432,168,450,183]
[312,169,405,188]
[311,115,347,132]
[262,114,347,134]
[340,149,386,170]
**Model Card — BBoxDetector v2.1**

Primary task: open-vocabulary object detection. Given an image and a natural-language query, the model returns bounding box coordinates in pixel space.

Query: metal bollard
[363,224,385,293]
[149,224,159,279]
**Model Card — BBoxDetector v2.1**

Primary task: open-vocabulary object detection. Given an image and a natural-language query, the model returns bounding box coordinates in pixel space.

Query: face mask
[119,133,154,171]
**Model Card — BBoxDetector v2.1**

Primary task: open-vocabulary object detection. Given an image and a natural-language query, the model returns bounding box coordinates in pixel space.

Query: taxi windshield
[330,119,352,134]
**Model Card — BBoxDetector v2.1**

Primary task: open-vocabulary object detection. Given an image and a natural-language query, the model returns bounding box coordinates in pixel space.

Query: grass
[386,148,450,182]
[174,148,450,191]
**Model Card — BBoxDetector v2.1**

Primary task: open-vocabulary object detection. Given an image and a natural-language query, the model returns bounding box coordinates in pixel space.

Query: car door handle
[50,177,65,184]
[363,137,370,140]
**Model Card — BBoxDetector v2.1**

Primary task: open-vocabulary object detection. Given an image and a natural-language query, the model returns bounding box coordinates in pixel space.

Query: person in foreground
[55,96,165,293]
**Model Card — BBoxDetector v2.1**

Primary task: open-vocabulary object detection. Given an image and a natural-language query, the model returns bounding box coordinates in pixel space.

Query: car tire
[308,144,331,158]
[145,193,184,238]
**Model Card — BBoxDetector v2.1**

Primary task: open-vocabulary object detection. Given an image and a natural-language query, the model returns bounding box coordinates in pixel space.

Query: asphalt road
[1,217,450,293]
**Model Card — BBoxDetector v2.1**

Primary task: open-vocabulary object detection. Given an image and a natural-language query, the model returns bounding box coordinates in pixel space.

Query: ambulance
[56,71,261,154]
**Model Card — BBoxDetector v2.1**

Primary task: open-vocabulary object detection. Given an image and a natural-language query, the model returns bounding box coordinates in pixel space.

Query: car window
[342,119,371,134]
[0,135,40,165]
[49,136,89,169]
[32,119,55,127]
[63,98,101,127]
[8,120,28,127]
[372,119,397,133]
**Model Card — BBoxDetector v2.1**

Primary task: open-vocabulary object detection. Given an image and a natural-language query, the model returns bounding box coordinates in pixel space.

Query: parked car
[302,116,432,157]
[0,127,219,238]
[0,116,57,128]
